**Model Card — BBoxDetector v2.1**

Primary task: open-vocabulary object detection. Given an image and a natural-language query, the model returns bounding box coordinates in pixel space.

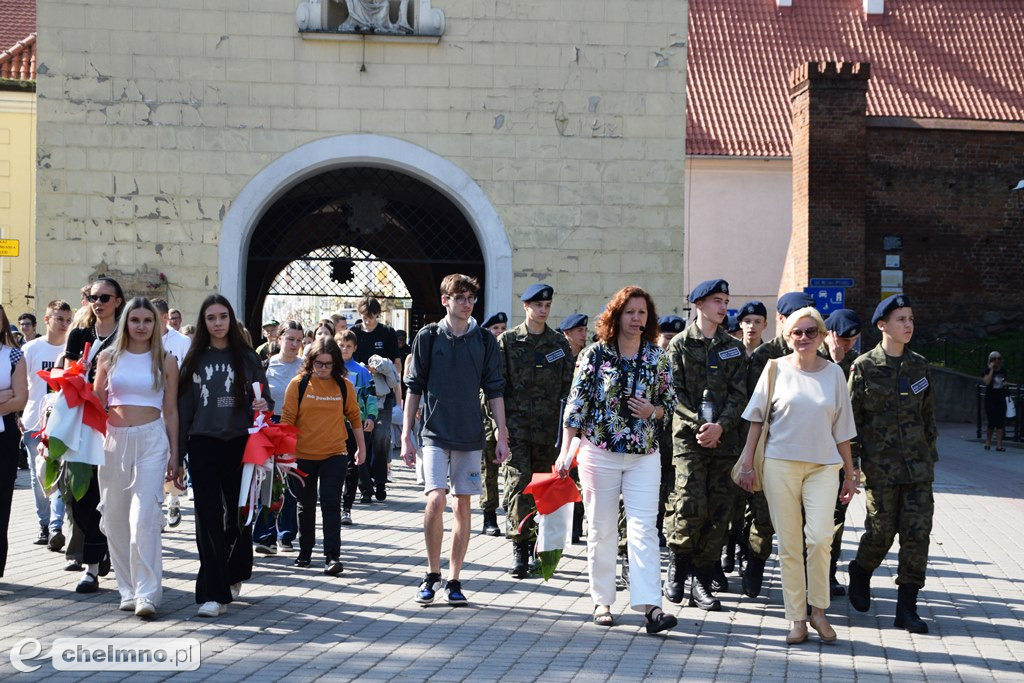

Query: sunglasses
[86,294,115,304]
[790,327,820,339]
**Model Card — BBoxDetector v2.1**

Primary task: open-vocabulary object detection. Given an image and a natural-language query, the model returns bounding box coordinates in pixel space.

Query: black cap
[872,294,912,325]
[483,312,508,328]
[688,279,729,304]
[521,283,554,302]
[777,291,816,316]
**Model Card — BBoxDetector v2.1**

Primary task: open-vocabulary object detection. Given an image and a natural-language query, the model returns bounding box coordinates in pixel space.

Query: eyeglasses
[447,295,478,306]
[86,294,115,304]
[790,327,820,339]
[313,360,334,370]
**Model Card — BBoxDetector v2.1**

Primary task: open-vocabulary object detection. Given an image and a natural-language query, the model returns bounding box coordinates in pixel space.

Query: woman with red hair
[556,286,677,633]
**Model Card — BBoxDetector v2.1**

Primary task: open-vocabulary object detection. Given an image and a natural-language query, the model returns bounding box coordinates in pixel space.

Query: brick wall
[35,0,687,323]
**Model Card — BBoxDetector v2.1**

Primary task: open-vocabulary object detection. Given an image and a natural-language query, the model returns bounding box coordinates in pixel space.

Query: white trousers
[762,458,840,621]
[98,420,168,606]
[577,439,662,609]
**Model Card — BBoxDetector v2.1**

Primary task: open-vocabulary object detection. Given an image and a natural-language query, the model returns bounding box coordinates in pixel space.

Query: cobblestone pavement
[0,423,1021,681]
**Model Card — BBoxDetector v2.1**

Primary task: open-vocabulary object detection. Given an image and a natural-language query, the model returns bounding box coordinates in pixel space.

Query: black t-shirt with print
[352,322,399,366]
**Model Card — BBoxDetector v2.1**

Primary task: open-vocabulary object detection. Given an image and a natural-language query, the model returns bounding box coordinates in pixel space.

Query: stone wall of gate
[35,0,686,322]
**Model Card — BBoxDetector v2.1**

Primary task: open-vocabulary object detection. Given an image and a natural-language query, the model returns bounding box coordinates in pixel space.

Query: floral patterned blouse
[563,341,675,454]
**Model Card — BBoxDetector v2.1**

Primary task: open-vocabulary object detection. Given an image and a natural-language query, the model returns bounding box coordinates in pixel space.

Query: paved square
[0,424,1021,681]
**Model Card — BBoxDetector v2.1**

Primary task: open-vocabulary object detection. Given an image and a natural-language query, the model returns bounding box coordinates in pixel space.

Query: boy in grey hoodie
[402,274,509,606]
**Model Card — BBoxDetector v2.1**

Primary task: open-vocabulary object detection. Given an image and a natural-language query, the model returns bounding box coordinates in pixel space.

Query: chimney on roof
[777,0,793,16]
[864,0,885,25]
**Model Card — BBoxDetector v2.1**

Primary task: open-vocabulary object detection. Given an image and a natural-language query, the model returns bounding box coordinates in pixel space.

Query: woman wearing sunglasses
[62,277,126,594]
[281,337,365,573]
[736,307,859,645]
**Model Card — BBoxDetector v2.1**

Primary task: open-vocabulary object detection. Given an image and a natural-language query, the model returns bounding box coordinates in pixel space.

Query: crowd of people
[0,273,951,643]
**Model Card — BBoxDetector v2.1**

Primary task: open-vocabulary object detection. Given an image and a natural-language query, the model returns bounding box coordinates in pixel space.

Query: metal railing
[976,384,1022,442]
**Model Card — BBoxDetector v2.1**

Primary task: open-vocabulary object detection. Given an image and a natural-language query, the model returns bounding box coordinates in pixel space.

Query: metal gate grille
[245,166,486,332]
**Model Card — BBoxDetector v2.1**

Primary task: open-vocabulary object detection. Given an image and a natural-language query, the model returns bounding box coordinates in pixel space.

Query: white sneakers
[135,599,156,618]
[119,598,136,612]
[197,601,227,617]
[230,582,242,600]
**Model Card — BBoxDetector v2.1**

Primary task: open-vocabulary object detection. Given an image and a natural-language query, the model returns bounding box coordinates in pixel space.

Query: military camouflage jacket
[822,345,860,380]
[498,322,575,445]
[848,344,938,486]
[747,333,790,397]
[668,323,747,456]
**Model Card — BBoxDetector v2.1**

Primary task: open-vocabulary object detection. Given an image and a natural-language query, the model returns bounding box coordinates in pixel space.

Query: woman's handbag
[1006,395,1017,420]
[731,358,778,492]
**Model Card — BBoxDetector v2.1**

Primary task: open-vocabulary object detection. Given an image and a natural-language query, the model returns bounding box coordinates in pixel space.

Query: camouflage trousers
[855,481,933,588]
[479,438,500,512]
[746,490,775,560]
[665,453,741,567]
[503,441,558,542]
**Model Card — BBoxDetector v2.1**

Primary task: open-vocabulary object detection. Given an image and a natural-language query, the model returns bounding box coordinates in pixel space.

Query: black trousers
[68,466,107,565]
[187,435,252,604]
[342,431,373,510]
[296,454,348,561]
[368,393,393,491]
[0,414,20,576]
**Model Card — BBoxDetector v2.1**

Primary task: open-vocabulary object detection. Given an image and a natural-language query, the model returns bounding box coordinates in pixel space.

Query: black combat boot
[572,503,585,545]
[894,584,928,634]
[742,555,766,598]
[722,532,740,574]
[615,551,630,591]
[689,566,722,611]
[482,510,501,537]
[510,541,531,579]
[847,560,873,612]
[663,552,690,604]
[829,563,846,596]
[711,560,729,593]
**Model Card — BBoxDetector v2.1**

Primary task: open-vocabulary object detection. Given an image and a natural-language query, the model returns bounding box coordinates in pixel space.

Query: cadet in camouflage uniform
[558,313,590,545]
[847,294,936,634]
[741,291,815,598]
[820,308,862,595]
[721,301,769,578]
[499,283,575,578]
[663,279,746,611]
[479,312,508,536]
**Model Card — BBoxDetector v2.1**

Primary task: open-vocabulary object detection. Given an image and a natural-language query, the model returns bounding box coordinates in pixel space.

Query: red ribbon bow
[36,348,107,437]
[242,410,300,466]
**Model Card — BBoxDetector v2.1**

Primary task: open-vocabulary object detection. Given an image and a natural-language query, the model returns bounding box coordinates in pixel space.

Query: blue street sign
[809,278,855,288]
[804,286,845,315]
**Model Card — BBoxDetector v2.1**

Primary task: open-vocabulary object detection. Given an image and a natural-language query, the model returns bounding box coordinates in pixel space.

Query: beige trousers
[762,458,841,621]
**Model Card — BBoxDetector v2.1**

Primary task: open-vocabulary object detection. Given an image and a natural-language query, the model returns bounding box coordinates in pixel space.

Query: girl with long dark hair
[178,295,270,617]
[0,304,27,578]
[93,298,179,618]
[63,277,126,594]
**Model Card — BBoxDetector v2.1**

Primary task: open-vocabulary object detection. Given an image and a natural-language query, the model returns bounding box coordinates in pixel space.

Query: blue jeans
[24,433,65,532]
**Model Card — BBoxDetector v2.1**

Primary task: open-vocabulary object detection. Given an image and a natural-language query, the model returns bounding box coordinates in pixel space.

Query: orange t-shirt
[281,374,361,460]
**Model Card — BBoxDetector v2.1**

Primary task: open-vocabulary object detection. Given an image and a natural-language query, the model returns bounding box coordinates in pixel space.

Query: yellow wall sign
[0,239,19,257]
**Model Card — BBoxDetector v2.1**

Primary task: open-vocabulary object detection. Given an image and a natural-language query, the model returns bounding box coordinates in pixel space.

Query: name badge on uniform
[545,349,566,363]
[911,377,929,395]
[898,378,910,397]
[718,347,741,361]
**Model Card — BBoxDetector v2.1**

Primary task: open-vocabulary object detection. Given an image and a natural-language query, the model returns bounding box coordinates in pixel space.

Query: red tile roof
[0,0,35,82]
[687,0,1024,157]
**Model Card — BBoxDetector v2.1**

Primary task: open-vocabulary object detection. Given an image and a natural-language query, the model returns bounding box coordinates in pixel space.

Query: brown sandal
[593,607,614,627]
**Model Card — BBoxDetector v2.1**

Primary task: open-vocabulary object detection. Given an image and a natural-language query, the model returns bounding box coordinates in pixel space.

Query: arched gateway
[219,135,513,332]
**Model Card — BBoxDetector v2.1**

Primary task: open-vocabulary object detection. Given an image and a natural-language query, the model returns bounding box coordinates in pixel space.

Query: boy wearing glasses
[402,274,509,605]
[498,284,575,579]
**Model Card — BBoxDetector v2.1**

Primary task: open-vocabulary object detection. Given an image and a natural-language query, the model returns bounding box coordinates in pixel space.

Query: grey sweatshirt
[406,317,504,451]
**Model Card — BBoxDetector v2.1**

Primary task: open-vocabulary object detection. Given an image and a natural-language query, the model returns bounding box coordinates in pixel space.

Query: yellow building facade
[0,83,36,317]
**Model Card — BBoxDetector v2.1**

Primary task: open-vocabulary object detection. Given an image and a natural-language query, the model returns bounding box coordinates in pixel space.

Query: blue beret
[521,283,554,302]
[688,279,729,303]
[777,291,816,316]
[658,315,685,333]
[825,309,862,337]
[726,314,741,333]
[483,312,508,328]
[557,313,588,332]
[872,294,912,325]
[737,301,768,320]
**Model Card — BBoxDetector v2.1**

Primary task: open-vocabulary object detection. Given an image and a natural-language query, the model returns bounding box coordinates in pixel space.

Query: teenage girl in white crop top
[93,297,179,619]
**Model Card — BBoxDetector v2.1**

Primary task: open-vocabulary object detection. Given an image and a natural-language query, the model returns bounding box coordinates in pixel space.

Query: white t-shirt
[162,327,192,368]
[742,359,857,465]
[22,337,64,432]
